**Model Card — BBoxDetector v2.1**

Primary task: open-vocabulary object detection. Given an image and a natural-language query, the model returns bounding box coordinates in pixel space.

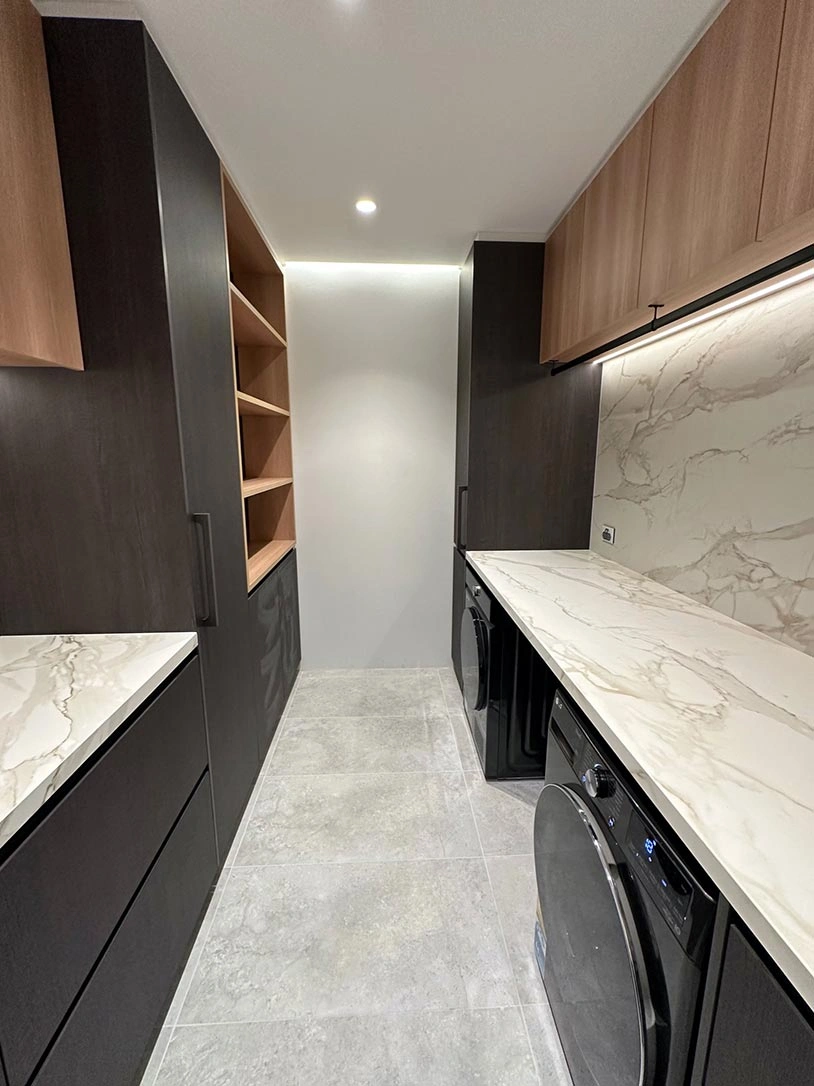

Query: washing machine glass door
[460,599,489,761]
[534,783,656,1086]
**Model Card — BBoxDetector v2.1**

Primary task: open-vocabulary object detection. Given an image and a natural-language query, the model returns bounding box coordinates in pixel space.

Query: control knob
[585,764,615,799]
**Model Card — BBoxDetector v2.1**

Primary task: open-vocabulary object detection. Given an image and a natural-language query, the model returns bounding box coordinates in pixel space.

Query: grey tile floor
[141,667,571,1085]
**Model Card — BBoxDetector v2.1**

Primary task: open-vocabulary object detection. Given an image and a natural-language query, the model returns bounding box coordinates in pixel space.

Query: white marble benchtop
[467,549,814,1011]
[0,632,197,849]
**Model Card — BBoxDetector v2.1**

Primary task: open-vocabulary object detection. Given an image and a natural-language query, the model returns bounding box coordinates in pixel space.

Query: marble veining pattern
[591,275,814,656]
[467,548,814,1012]
[0,633,197,848]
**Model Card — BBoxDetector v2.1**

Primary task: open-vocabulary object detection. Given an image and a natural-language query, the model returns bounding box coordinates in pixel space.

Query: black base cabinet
[0,657,217,1086]
[32,777,216,1086]
[703,924,814,1086]
[250,550,302,759]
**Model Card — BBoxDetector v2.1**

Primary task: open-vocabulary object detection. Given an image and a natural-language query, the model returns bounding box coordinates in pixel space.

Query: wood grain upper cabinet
[540,193,585,362]
[578,106,653,339]
[758,0,814,240]
[0,0,82,369]
[638,0,785,308]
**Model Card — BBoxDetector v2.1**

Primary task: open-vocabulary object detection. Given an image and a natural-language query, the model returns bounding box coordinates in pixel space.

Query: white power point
[601,525,616,545]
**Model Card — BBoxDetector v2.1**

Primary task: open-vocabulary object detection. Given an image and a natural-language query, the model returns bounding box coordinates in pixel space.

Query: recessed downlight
[355,198,377,215]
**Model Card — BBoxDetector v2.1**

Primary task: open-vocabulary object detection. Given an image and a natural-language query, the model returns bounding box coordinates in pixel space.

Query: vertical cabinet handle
[191,513,219,628]
[455,485,468,549]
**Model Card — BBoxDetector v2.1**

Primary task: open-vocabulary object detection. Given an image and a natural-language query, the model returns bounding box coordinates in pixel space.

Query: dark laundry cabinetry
[250,549,302,759]
[0,656,217,1086]
[703,924,814,1086]
[0,17,295,859]
[451,240,601,683]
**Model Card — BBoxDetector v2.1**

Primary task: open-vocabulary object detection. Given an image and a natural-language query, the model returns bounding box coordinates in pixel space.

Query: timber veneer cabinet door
[757,0,814,241]
[638,0,785,309]
[540,192,586,362]
[0,0,82,369]
[578,106,653,340]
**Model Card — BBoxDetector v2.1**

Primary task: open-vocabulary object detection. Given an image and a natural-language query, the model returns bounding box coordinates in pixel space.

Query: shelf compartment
[236,391,289,418]
[247,539,295,590]
[230,284,286,350]
[242,476,292,498]
[222,171,282,278]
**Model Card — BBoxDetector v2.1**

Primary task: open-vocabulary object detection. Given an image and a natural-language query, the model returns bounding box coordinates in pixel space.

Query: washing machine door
[534,783,656,1086]
[460,598,489,714]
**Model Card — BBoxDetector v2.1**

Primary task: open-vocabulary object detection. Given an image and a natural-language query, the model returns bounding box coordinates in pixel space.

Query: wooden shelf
[242,476,293,498]
[247,539,295,590]
[230,283,286,349]
[236,390,289,418]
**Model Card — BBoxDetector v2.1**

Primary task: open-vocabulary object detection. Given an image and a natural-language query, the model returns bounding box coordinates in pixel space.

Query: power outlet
[601,524,616,545]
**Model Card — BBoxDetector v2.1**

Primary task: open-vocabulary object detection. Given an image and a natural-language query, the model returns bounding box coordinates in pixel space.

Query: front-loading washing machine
[533,690,716,1086]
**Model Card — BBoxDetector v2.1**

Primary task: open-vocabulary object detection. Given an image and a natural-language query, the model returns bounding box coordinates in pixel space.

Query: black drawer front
[32,774,217,1086]
[0,656,207,1086]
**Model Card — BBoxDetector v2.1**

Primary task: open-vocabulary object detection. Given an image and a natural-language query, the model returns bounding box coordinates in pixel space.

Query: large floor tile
[288,668,446,718]
[465,773,543,856]
[270,712,459,774]
[522,1002,572,1085]
[447,705,481,772]
[157,1008,539,1085]
[235,772,480,864]
[180,859,517,1024]
[487,855,545,1003]
[163,885,225,1026]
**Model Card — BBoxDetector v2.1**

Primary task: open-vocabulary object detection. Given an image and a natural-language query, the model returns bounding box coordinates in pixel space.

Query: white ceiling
[38,0,725,265]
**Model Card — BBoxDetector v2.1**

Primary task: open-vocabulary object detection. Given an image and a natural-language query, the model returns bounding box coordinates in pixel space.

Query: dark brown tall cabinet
[0,18,299,859]
[451,241,601,685]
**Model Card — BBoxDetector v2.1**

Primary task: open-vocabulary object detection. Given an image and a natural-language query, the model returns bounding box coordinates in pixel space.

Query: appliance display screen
[629,812,691,906]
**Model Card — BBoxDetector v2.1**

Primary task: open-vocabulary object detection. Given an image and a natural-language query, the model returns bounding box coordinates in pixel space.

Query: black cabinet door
[451,546,466,688]
[32,775,217,1086]
[704,925,814,1086]
[145,36,259,858]
[0,657,207,1086]
[279,550,302,695]
[250,550,301,759]
[454,241,601,552]
[5,19,195,635]
[453,249,474,547]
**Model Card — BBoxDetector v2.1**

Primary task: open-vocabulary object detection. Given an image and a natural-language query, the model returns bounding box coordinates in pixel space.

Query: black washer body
[534,690,716,1086]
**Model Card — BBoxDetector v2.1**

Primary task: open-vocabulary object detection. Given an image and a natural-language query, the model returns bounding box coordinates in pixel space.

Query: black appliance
[534,690,716,1086]
[460,568,549,779]
[451,240,601,690]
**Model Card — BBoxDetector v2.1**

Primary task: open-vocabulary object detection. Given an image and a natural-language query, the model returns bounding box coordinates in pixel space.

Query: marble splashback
[591,275,814,657]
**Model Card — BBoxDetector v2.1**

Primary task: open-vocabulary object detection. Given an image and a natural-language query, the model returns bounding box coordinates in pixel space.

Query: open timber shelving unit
[222,170,296,591]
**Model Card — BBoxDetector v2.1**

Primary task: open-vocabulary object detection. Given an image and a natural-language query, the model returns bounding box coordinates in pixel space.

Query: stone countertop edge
[466,548,814,1013]
[0,632,198,851]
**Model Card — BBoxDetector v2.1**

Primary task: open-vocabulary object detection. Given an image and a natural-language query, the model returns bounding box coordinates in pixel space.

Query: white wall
[286,262,460,668]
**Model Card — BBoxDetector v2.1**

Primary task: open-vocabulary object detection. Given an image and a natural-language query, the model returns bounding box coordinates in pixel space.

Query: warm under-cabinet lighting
[593,261,814,367]
[355,198,377,215]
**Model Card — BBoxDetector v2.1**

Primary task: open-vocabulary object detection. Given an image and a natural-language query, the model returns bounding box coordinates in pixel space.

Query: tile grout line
[449,661,542,1081]
[169,1000,536,1030]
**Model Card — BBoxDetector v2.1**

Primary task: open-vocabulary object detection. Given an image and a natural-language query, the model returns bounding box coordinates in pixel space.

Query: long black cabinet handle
[191,513,219,628]
[455,484,468,549]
